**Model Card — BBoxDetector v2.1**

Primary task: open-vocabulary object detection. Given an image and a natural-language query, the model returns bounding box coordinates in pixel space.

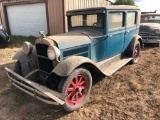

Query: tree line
[114,0,135,5]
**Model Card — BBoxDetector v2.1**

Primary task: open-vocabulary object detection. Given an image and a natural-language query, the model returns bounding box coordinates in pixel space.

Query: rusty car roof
[67,5,140,13]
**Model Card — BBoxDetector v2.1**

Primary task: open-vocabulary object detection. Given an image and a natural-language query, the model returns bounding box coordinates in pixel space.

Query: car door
[124,11,138,50]
[107,11,125,57]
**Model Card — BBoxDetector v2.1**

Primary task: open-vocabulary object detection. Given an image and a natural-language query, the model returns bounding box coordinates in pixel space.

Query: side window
[108,12,124,30]
[127,12,136,27]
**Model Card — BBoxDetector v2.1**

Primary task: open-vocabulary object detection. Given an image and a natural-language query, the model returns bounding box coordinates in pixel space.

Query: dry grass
[0,39,160,120]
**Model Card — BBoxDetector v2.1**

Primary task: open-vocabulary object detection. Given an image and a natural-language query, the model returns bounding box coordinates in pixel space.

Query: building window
[108,12,124,30]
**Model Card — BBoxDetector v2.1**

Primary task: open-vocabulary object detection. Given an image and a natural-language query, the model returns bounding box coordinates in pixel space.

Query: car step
[102,58,132,76]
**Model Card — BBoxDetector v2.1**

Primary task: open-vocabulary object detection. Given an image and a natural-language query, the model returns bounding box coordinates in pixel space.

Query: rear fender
[131,34,143,48]
[52,56,101,77]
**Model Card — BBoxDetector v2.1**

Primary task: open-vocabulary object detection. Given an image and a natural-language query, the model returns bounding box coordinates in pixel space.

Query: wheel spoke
[71,94,76,102]
[75,76,79,84]
[79,81,84,85]
[78,92,83,97]
[75,92,79,101]
[80,86,85,90]
[67,91,74,99]
[78,76,83,83]
[68,87,74,91]
[71,81,75,87]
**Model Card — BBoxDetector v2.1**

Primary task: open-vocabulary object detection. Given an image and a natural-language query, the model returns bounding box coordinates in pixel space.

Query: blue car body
[5,5,142,111]
[49,6,141,62]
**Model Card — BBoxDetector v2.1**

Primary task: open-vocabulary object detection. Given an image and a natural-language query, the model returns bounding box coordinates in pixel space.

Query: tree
[114,0,135,5]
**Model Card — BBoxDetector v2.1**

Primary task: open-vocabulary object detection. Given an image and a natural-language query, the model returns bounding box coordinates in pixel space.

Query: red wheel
[133,43,140,62]
[58,68,92,112]
[127,40,140,64]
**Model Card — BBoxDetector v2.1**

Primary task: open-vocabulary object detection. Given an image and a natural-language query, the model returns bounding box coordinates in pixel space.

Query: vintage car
[5,5,142,112]
[139,13,160,44]
[0,24,10,48]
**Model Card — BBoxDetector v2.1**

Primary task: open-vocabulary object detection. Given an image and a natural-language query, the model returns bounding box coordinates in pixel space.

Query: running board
[95,54,132,76]
[102,58,132,76]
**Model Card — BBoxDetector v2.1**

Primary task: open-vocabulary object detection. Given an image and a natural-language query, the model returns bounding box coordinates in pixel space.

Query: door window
[108,12,124,30]
[127,12,136,27]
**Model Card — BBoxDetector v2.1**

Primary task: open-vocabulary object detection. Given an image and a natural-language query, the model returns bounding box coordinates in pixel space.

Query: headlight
[47,46,60,60]
[23,42,33,55]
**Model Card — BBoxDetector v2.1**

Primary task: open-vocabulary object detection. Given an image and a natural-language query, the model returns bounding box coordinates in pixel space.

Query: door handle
[108,34,112,37]
[126,30,130,33]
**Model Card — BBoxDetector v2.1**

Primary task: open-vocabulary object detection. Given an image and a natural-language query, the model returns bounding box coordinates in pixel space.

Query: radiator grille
[36,44,53,73]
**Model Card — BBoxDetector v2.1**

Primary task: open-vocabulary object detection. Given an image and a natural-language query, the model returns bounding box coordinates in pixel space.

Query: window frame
[126,11,137,28]
[107,11,125,30]
[69,13,105,29]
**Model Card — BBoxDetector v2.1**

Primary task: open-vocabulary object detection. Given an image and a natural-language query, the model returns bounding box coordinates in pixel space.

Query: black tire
[58,68,92,112]
[14,61,22,76]
[127,40,140,64]
[0,38,5,48]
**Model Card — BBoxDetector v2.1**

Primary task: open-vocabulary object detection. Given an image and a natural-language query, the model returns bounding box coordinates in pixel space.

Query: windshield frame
[68,13,105,29]
[141,15,160,23]
[67,9,106,33]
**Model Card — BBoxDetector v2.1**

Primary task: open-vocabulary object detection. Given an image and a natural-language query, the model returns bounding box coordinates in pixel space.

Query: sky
[110,0,160,12]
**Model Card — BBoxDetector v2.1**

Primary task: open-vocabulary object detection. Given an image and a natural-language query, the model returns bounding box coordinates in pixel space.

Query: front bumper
[142,39,160,43]
[5,67,65,105]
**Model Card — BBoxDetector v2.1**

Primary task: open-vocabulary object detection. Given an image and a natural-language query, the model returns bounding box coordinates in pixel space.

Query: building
[0,0,112,37]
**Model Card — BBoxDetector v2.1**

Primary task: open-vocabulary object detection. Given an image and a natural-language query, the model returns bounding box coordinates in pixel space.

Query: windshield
[141,15,160,23]
[69,13,104,28]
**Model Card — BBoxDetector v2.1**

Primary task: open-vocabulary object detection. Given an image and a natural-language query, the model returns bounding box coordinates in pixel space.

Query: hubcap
[66,74,88,106]
[134,44,140,61]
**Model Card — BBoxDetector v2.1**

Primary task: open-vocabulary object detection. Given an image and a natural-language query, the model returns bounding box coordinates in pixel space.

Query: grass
[0,88,12,96]
[9,35,37,46]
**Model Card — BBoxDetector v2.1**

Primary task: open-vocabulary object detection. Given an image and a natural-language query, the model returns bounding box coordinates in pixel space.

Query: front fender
[13,49,25,60]
[12,48,38,76]
[53,56,101,77]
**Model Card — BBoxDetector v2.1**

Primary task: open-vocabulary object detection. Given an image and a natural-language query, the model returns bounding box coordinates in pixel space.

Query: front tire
[58,68,92,112]
[14,61,22,76]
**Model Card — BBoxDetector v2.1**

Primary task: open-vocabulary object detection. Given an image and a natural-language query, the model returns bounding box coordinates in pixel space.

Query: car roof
[141,13,160,16]
[67,5,140,13]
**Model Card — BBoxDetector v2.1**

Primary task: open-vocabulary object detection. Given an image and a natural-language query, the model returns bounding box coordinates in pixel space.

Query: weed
[0,88,11,96]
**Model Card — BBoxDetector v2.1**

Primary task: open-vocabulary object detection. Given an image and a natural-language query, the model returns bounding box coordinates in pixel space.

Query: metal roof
[67,5,140,13]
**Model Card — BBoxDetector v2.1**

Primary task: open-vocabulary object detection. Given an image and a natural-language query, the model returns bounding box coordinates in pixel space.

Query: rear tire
[127,40,140,64]
[58,68,92,112]
[14,61,22,76]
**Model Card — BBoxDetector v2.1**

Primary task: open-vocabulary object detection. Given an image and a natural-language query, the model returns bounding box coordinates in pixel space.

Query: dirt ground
[0,43,160,120]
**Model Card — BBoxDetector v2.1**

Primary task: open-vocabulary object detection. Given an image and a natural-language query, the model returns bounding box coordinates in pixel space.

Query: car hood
[140,23,160,32]
[48,30,102,49]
